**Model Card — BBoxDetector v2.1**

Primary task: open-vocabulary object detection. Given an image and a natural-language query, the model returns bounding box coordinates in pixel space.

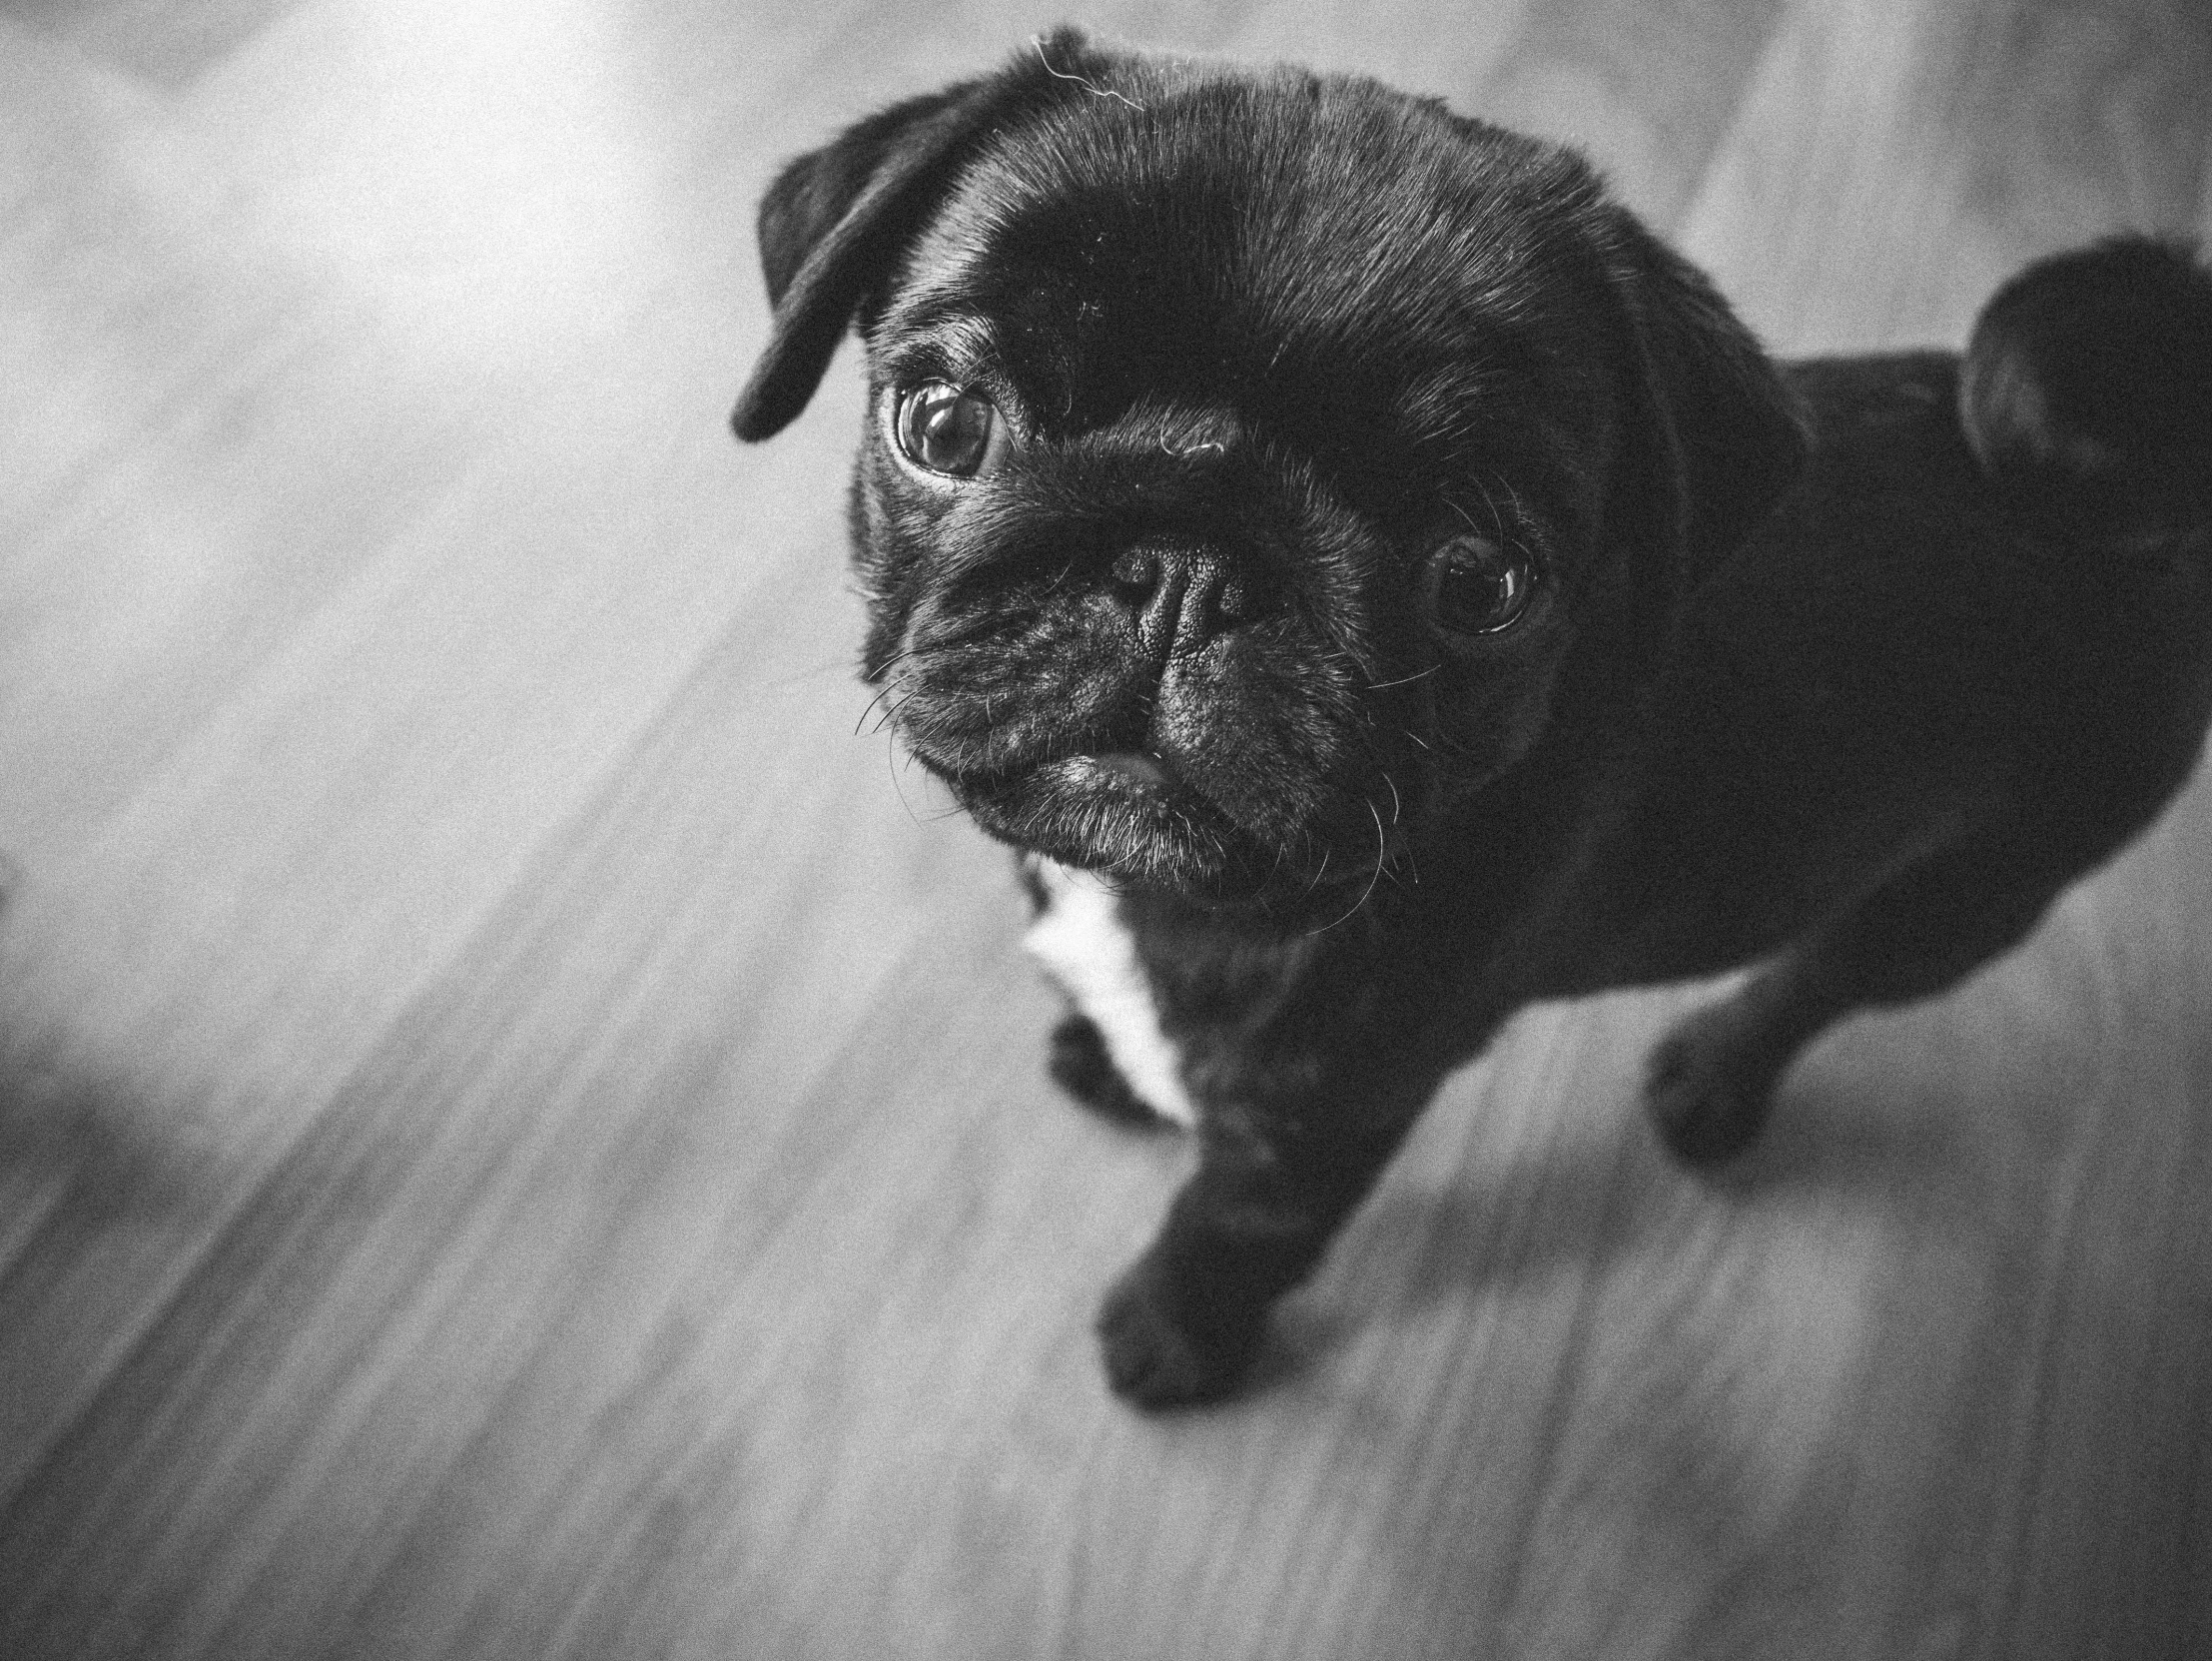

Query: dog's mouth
[884,621,1423,905]
[915,742,1280,896]
[912,739,1400,909]
[1081,750,1174,789]
[945,748,1187,812]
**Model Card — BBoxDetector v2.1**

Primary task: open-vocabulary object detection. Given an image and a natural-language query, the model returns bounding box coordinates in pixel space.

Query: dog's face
[736,34,1805,909]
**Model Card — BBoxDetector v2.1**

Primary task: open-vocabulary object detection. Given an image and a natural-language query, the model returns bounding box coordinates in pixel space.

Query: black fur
[734,34,2212,1406]
[1959,235,2212,536]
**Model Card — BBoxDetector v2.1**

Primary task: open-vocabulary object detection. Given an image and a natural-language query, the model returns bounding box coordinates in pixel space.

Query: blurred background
[2,2,2209,1656]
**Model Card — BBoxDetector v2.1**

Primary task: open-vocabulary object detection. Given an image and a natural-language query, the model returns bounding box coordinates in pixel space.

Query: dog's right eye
[894,382,999,477]
[1423,533,1534,637]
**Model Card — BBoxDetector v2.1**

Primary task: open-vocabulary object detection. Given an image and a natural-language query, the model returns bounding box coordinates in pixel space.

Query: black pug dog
[733,31,2212,1406]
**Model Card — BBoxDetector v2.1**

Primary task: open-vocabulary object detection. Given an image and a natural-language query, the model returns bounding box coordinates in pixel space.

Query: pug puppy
[733,30,2212,1405]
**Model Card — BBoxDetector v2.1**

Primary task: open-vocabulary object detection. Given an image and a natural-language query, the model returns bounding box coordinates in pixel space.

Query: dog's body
[734,33,2212,1405]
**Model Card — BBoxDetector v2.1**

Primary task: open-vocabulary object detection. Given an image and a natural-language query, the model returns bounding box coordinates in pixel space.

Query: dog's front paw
[1643,1002,1784,1168]
[1095,1254,1265,1407]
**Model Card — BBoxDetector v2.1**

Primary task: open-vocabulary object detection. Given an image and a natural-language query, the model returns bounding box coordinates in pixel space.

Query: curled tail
[1960,236,2212,543]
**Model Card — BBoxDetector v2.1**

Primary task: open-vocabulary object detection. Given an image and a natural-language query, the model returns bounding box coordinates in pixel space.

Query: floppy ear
[731,33,1076,441]
[1605,217,1808,591]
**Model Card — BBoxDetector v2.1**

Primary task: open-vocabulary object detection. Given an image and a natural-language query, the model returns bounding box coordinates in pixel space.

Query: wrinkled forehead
[872,64,1616,466]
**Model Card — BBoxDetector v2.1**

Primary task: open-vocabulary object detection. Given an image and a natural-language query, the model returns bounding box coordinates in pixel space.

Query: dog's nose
[1109,542,1265,660]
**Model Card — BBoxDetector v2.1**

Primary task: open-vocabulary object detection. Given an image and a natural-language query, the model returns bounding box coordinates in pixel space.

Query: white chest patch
[1021,860,1199,1130]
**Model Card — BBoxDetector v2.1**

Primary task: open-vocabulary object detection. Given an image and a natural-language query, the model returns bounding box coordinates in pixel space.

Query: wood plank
[3,1,2209,1657]
[1681,0,2212,350]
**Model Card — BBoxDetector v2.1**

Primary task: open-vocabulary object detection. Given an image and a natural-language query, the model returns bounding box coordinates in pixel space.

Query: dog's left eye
[1424,534,1534,636]
[894,382,999,477]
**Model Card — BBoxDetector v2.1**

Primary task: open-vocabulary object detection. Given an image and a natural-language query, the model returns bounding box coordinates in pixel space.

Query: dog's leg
[1645,841,2073,1166]
[1024,859,1200,1131]
[1095,1065,1443,1406]
[1047,1010,1160,1127]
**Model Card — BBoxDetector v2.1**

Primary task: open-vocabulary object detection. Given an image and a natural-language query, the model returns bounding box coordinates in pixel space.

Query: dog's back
[1590,240,2212,993]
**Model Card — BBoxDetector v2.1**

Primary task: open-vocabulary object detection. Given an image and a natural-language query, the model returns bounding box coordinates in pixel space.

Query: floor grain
[3,2,2209,1657]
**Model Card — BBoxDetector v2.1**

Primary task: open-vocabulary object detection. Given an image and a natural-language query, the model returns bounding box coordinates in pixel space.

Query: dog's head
[735,32,1804,910]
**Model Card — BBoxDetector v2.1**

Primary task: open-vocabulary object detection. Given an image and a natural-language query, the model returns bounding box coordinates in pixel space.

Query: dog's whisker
[1309,801,1390,935]
[1159,435,1227,459]
[871,684,921,736]
[1363,665,1440,691]
[885,740,926,828]
[1302,843,1332,898]
[1466,474,1505,532]
[856,672,915,736]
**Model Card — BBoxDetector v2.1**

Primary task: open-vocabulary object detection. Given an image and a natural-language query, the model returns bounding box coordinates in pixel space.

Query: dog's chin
[940,752,1289,902]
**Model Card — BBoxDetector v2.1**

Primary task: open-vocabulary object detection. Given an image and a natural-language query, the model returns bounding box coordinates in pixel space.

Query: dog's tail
[1960,236,2212,545]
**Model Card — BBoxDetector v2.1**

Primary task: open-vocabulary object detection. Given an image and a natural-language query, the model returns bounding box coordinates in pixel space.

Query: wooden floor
[3,1,2209,1656]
